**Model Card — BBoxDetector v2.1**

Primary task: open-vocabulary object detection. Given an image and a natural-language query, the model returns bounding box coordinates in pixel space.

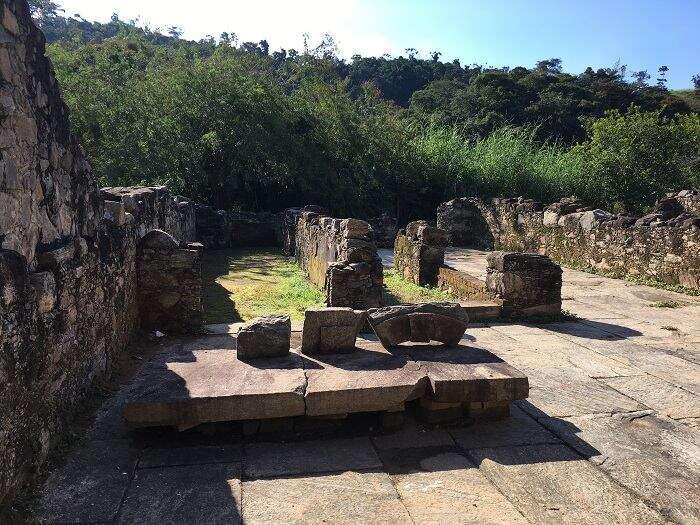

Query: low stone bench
[368,303,469,348]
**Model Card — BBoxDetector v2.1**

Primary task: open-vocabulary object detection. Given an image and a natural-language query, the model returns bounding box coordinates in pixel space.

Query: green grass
[383,268,455,305]
[649,300,685,308]
[202,248,324,323]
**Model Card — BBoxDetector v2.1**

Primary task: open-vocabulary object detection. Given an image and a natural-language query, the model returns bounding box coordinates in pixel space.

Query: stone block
[486,251,562,318]
[103,200,126,226]
[29,271,55,313]
[368,303,469,348]
[237,315,291,360]
[579,209,614,231]
[394,221,448,286]
[301,307,365,355]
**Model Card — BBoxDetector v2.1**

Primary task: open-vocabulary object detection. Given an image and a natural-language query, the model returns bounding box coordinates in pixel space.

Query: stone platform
[123,332,528,429]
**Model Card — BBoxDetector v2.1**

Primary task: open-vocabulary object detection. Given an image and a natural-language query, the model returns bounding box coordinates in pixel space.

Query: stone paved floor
[35,249,700,524]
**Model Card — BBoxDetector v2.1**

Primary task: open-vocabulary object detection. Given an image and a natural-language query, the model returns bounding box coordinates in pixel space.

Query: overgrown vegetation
[33,5,700,220]
[383,269,455,305]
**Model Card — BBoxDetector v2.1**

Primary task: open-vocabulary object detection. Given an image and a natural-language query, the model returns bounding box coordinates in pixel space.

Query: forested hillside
[31,2,700,220]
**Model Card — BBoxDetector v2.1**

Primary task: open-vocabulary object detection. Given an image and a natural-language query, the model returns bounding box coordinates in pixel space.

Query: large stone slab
[244,437,382,478]
[242,471,412,524]
[380,448,529,524]
[123,339,306,428]
[123,334,529,427]
[302,341,427,416]
[541,412,700,524]
[34,440,138,524]
[450,404,560,449]
[118,463,241,524]
[601,375,700,419]
[403,343,529,404]
[139,444,242,469]
[468,444,665,524]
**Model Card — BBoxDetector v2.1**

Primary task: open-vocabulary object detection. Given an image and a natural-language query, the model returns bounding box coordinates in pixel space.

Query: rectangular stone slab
[302,340,427,416]
[403,343,529,403]
[123,344,306,428]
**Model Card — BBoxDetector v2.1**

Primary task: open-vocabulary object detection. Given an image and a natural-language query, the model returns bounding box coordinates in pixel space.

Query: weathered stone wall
[282,205,326,255]
[101,186,196,243]
[394,220,448,286]
[437,192,700,290]
[0,2,203,504]
[295,212,383,309]
[195,205,282,249]
[137,230,203,334]
[437,198,494,249]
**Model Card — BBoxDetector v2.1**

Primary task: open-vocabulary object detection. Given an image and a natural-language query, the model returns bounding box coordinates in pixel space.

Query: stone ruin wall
[295,212,383,309]
[438,191,700,290]
[0,2,206,502]
[195,205,283,249]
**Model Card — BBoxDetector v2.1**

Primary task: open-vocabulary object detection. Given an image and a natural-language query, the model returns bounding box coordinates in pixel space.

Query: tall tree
[656,65,669,88]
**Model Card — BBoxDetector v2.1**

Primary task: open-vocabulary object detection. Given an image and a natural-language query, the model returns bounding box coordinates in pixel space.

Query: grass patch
[202,248,324,323]
[649,300,685,308]
[383,268,455,305]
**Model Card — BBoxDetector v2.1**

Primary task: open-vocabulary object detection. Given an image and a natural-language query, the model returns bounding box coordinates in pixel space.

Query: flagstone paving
[34,249,700,524]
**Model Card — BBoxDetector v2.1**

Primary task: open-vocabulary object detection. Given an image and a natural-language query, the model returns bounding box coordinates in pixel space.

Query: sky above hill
[55,0,698,89]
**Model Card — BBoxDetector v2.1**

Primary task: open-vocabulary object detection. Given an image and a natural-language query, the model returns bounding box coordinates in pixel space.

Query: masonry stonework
[486,251,562,317]
[437,192,700,290]
[295,212,383,309]
[0,2,204,503]
[393,220,448,286]
[137,230,203,334]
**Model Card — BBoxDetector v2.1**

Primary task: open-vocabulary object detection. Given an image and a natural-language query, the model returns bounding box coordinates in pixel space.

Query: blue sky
[56,0,699,89]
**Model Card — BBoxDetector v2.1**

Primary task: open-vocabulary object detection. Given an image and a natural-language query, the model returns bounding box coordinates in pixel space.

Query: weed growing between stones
[649,300,685,308]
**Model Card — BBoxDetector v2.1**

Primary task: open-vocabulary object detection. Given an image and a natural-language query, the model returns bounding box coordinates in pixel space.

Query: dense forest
[31,1,700,220]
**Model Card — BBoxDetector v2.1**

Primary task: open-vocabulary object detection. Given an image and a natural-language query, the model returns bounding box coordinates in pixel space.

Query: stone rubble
[300,307,366,355]
[368,303,470,348]
[237,315,292,360]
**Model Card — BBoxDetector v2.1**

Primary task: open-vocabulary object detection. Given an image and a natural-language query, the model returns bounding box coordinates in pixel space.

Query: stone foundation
[394,221,448,286]
[436,266,492,302]
[486,252,562,317]
[437,192,700,290]
[295,212,383,309]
